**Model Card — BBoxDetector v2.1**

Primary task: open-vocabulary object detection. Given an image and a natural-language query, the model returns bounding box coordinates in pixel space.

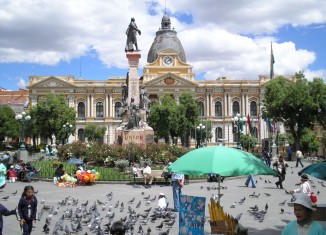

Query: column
[241,94,245,115]
[90,94,94,117]
[228,94,231,116]
[109,94,113,117]
[105,94,109,117]
[224,94,227,117]
[206,93,209,117]
[210,94,213,117]
[87,95,90,117]
[245,94,249,116]
[68,96,75,108]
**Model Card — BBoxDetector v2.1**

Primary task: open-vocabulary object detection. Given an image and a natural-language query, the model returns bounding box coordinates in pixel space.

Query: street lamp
[63,122,73,144]
[15,112,31,150]
[231,113,247,149]
[197,123,205,148]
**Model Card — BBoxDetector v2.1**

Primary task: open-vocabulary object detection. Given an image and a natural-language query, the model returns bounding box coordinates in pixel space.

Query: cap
[301,174,309,181]
[159,193,165,196]
[288,193,316,211]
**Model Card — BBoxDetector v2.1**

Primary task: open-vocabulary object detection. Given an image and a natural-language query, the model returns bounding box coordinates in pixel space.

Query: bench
[130,169,164,185]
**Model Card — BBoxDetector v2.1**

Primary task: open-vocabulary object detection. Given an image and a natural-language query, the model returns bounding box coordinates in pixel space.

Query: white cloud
[16,78,26,88]
[0,0,325,80]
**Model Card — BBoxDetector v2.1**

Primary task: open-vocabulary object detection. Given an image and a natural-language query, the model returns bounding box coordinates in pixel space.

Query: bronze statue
[125,17,141,52]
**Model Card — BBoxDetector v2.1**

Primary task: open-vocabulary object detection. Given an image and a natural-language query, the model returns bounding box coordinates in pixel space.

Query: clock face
[163,56,173,66]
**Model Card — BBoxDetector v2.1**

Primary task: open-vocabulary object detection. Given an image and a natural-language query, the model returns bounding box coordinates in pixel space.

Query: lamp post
[63,122,73,144]
[197,123,205,148]
[15,112,31,162]
[231,113,247,149]
[15,112,31,150]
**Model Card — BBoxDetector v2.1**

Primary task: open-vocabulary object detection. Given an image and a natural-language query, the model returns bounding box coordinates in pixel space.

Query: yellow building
[27,13,276,148]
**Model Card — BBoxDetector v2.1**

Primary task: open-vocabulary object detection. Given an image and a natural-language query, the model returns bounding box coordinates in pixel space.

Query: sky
[0,0,325,91]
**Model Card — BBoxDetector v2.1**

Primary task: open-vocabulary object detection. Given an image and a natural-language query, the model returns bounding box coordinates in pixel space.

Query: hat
[159,193,165,196]
[10,165,14,169]
[168,162,172,166]
[301,174,309,181]
[288,193,316,211]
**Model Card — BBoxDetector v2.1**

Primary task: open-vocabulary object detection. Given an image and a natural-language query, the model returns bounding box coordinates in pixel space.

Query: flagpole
[270,42,275,79]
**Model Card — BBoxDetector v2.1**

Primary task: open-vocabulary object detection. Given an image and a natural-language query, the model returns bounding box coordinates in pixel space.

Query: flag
[247,114,252,134]
[270,42,275,79]
[257,114,261,135]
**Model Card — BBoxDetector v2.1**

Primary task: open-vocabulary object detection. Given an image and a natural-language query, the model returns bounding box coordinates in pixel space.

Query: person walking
[282,193,326,234]
[245,175,256,188]
[18,185,38,235]
[287,146,293,161]
[273,155,289,189]
[171,172,184,212]
[295,150,304,168]
[0,203,17,235]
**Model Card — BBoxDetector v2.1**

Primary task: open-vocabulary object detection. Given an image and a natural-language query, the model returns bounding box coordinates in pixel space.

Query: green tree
[84,123,106,143]
[0,106,19,140]
[148,94,178,143]
[263,72,326,151]
[240,134,258,152]
[28,94,76,144]
[178,92,200,147]
[300,128,320,155]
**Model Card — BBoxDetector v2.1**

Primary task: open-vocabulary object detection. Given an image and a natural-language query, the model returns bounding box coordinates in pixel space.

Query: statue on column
[125,17,141,52]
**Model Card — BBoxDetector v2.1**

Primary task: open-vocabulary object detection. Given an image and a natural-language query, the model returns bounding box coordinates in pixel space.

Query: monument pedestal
[115,127,154,147]
[18,150,28,163]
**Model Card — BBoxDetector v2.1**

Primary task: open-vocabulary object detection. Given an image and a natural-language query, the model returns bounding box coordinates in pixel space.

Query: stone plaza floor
[0,159,325,234]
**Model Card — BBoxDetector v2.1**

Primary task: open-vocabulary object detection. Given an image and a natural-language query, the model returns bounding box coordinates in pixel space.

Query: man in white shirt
[142,163,153,188]
[295,150,304,168]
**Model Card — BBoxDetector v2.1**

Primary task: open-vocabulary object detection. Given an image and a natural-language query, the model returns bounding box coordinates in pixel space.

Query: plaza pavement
[0,159,325,235]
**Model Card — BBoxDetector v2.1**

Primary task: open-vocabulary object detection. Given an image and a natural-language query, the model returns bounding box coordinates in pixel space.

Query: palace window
[215,101,222,117]
[198,101,205,117]
[250,101,257,116]
[78,102,85,118]
[96,102,104,118]
[78,129,85,141]
[232,101,240,116]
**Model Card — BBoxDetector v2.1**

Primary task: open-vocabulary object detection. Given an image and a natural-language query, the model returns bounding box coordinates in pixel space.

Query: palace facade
[27,13,284,149]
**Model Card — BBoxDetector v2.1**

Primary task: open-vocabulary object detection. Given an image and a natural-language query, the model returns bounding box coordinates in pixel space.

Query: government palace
[24,13,291,149]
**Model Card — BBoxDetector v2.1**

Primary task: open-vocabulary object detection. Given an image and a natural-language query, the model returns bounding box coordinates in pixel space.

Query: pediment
[30,76,75,88]
[144,73,197,87]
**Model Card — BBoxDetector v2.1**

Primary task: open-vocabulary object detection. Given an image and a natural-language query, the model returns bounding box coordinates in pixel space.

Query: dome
[147,14,186,63]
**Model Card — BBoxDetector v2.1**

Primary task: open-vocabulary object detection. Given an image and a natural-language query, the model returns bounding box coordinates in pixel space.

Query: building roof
[147,13,186,64]
[0,89,29,106]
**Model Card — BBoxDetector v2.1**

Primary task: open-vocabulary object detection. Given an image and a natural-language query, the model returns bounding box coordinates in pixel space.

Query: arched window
[252,127,258,139]
[250,101,257,116]
[77,102,85,118]
[78,129,85,141]
[215,127,223,143]
[115,102,122,117]
[215,101,222,117]
[232,101,240,116]
[198,101,204,117]
[96,102,103,118]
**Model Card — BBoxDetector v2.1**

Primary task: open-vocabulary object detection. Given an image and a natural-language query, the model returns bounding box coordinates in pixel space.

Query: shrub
[114,159,130,171]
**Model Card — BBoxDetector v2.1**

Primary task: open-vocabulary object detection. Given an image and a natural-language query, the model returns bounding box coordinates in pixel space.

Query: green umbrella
[298,161,326,181]
[168,146,278,202]
[168,146,277,176]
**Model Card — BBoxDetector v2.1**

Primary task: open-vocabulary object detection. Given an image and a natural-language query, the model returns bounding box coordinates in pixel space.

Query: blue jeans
[245,175,256,188]
[172,181,182,211]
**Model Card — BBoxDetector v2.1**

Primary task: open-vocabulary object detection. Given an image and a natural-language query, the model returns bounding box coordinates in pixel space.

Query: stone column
[206,93,209,117]
[245,94,249,115]
[90,94,94,117]
[68,96,75,108]
[224,94,227,117]
[105,94,109,117]
[109,94,113,117]
[228,94,231,116]
[126,52,141,107]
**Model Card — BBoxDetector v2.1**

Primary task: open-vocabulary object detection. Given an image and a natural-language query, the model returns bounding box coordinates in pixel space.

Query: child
[18,185,38,235]
[0,203,17,235]
[157,192,169,211]
[8,166,16,183]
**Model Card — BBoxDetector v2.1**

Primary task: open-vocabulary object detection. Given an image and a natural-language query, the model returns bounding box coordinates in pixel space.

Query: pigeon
[1,196,9,201]
[137,224,143,233]
[165,220,175,228]
[279,200,286,206]
[136,200,141,208]
[144,207,152,213]
[128,197,135,204]
[230,202,236,208]
[41,198,46,204]
[144,195,150,200]
[12,190,17,195]
[43,223,50,233]
[97,199,104,205]
[156,222,163,230]
[64,224,72,235]
[265,203,268,211]
[317,190,320,195]
[159,228,170,235]
[34,190,38,194]
[281,208,284,214]
[146,227,151,235]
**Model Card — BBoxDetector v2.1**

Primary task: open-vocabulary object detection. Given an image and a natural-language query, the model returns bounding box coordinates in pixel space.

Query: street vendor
[53,164,65,184]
